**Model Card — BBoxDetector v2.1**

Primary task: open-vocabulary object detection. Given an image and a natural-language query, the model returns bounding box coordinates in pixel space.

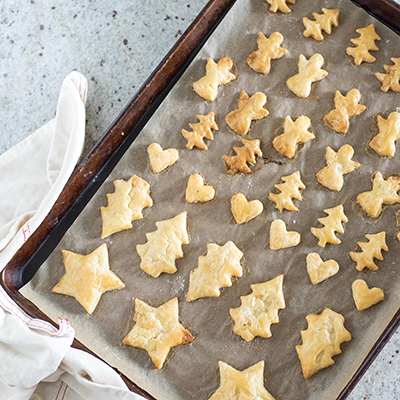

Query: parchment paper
[21,0,400,399]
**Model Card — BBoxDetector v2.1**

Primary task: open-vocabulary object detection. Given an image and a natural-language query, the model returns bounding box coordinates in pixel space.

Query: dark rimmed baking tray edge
[1,0,400,399]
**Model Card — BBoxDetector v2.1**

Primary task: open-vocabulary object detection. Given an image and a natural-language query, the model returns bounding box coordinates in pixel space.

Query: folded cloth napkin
[0,72,144,400]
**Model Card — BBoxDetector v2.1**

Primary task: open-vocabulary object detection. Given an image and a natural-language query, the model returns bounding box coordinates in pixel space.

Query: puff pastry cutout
[247,32,288,75]
[186,174,215,203]
[286,54,328,98]
[225,91,269,135]
[265,0,295,13]
[316,145,360,192]
[223,138,262,174]
[303,8,340,41]
[370,112,400,157]
[311,204,348,247]
[193,57,236,101]
[375,58,400,92]
[208,361,275,400]
[52,244,125,314]
[306,253,339,285]
[273,116,314,159]
[296,308,351,379]
[101,175,153,238]
[346,24,381,65]
[269,171,305,212]
[182,112,218,150]
[230,274,285,341]
[231,193,263,224]
[137,212,189,278]
[186,241,243,302]
[123,297,194,369]
[349,231,388,271]
[357,172,400,218]
[352,279,384,311]
[147,143,179,173]
[323,89,366,134]
[270,219,300,250]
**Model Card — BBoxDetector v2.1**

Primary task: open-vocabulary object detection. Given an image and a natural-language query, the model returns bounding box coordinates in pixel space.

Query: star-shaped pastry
[123,297,194,369]
[208,361,275,400]
[52,243,125,314]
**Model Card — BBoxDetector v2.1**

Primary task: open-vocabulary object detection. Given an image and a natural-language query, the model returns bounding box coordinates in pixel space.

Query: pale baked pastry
[137,212,189,278]
[101,175,153,238]
[225,91,269,135]
[316,145,360,191]
[323,89,366,134]
[352,279,384,311]
[265,0,295,13]
[231,193,263,224]
[268,171,305,212]
[272,116,314,158]
[186,174,215,203]
[270,219,300,250]
[286,54,328,98]
[349,231,388,271]
[123,297,194,369]
[346,24,381,65]
[208,361,275,400]
[222,138,262,174]
[369,112,400,157]
[375,58,400,92]
[311,204,348,247]
[147,143,179,173]
[303,8,340,41]
[182,112,218,150]
[52,243,125,314]
[230,274,285,341]
[306,253,339,285]
[186,241,243,302]
[247,32,287,75]
[357,172,400,218]
[296,308,351,379]
[193,57,236,101]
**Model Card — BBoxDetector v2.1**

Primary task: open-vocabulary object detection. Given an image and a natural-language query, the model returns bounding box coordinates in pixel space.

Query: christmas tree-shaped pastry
[303,8,340,41]
[269,171,306,211]
[137,212,190,278]
[222,138,262,174]
[311,204,348,247]
[182,112,218,150]
[230,274,285,341]
[350,231,388,271]
[346,24,380,65]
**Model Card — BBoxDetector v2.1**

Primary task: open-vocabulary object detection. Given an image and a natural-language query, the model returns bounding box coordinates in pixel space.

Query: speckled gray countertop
[0,0,399,399]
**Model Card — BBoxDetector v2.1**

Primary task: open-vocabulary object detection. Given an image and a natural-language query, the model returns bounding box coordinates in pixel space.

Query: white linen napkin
[0,72,144,400]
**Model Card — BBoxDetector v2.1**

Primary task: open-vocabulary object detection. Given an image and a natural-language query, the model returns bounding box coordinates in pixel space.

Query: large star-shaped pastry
[123,297,194,369]
[52,243,125,314]
[208,361,275,400]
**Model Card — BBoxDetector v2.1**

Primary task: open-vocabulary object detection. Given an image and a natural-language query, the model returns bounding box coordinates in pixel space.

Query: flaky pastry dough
[270,219,300,250]
[352,279,384,311]
[265,0,295,13]
[147,143,179,173]
[230,274,285,341]
[186,241,243,302]
[346,24,380,65]
[182,112,218,150]
[370,112,400,157]
[306,253,339,285]
[231,193,263,224]
[375,58,400,92]
[137,212,189,278]
[296,308,351,379]
[186,174,215,203]
[123,297,194,369]
[303,8,340,41]
[52,244,125,314]
[222,138,262,174]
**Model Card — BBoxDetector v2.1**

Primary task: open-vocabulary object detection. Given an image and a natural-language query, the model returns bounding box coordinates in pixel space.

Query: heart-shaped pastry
[231,193,263,224]
[352,279,384,311]
[270,219,300,250]
[147,143,179,173]
[306,252,339,284]
[186,174,215,203]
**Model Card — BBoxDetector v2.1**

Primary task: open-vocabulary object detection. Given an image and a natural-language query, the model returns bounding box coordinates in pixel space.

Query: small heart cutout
[306,253,339,284]
[147,143,179,173]
[186,174,215,203]
[270,219,300,250]
[231,193,263,224]
[352,279,384,311]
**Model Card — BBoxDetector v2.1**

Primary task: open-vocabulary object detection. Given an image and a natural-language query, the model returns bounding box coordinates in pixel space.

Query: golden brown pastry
[303,8,340,41]
[231,193,263,224]
[352,279,384,311]
[182,112,218,150]
[306,253,339,284]
[375,58,400,92]
[346,24,381,65]
[186,174,215,203]
[269,219,300,250]
[369,112,400,157]
[147,143,179,173]
[222,138,262,174]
